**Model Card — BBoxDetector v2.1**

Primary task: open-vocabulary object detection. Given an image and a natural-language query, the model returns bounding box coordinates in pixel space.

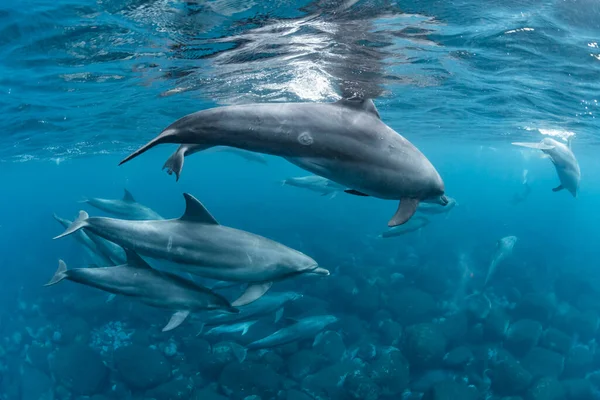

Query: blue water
[3,0,600,399]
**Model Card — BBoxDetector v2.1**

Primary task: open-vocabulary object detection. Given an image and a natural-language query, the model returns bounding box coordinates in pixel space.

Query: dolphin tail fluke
[53,211,89,239]
[232,282,273,307]
[162,146,186,181]
[388,198,419,227]
[45,260,68,286]
[163,310,190,332]
[119,129,179,166]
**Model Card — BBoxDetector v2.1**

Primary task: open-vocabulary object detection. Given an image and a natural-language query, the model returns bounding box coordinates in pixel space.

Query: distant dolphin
[379,216,430,238]
[83,189,163,220]
[512,137,580,197]
[119,99,448,226]
[204,320,258,337]
[417,196,458,215]
[54,193,329,306]
[45,250,238,331]
[485,235,517,286]
[247,315,338,349]
[281,175,347,198]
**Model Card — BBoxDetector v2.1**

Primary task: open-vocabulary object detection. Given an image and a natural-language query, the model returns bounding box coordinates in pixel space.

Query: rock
[521,347,564,378]
[527,377,565,400]
[25,343,52,374]
[552,305,581,336]
[344,372,380,400]
[312,331,345,364]
[570,310,599,341]
[388,288,437,325]
[483,306,510,341]
[181,338,212,373]
[514,293,555,324]
[334,314,366,345]
[422,380,479,400]
[414,263,449,295]
[286,389,312,400]
[403,323,446,370]
[287,350,322,381]
[505,319,543,357]
[146,379,193,400]
[192,387,228,400]
[465,323,484,344]
[369,348,410,395]
[539,328,572,356]
[587,370,600,388]
[302,362,354,400]
[377,318,402,346]
[204,341,247,379]
[219,362,281,399]
[492,357,533,396]
[465,293,492,320]
[50,343,107,395]
[562,379,594,400]
[443,346,473,369]
[351,283,381,319]
[113,344,171,390]
[563,345,592,379]
[439,312,468,346]
[20,365,53,400]
[57,316,90,345]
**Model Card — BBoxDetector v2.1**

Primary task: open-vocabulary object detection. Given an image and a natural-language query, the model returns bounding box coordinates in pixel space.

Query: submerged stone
[422,380,479,400]
[521,347,564,378]
[219,362,281,399]
[50,343,107,395]
[388,288,437,325]
[113,344,171,390]
[492,357,533,396]
[369,348,409,395]
[403,323,447,370]
[344,372,380,400]
[539,328,572,356]
[561,379,594,400]
[443,346,473,369]
[287,350,323,381]
[505,319,543,357]
[146,378,193,400]
[527,377,565,400]
[483,306,510,341]
[514,293,555,324]
[563,345,592,379]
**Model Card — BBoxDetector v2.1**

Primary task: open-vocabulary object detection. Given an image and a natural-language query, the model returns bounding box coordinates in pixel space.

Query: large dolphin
[45,250,238,331]
[119,99,448,226]
[280,175,347,198]
[512,137,580,197]
[485,235,518,286]
[83,189,163,220]
[53,193,328,306]
[247,315,338,349]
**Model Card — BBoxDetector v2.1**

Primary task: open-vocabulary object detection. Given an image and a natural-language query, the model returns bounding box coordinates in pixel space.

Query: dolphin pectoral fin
[44,260,68,286]
[388,199,419,227]
[511,142,555,150]
[275,308,284,323]
[162,310,190,332]
[344,189,370,197]
[552,185,564,192]
[106,294,117,303]
[232,282,273,307]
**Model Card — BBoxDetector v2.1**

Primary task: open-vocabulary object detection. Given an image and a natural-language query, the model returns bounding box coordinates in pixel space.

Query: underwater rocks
[422,380,479,400]
[145,378,193,400]
[388,288,438,325]
[288,350,323,381]
[562,379,595,400]
[514,293,556,325]
[491,356,533,396]
[403,323,447,370]
[483,306,511,341]
[302,362,355,400]
[439,311,468,345]
[49,343,108,396]
[443,346,474,369]
[527,377,565,400]
[563,345,593,379]
[113,344,171,390]
[505,319,543,357]
[219,361,282,399]
[20,365,53,400]
[539,328,572,356]
[521,347,565,378]
[312,331,346,364]
[369,347,410,395]
[344,372,380,400]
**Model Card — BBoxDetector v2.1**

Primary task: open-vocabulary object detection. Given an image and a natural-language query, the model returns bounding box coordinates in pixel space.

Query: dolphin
[53,193,328,306]
[82,189,163,220]
[53,214,112,266]
[44,249,238,331]
[512,137,580,197]
[203,320,258,337]
[281,175,347,198]
[485,235,517,286]
[198,291,303,330]
[379,216,430,238]
[247,315,338,349]
[119,99,448,226]
[417,196,458,215]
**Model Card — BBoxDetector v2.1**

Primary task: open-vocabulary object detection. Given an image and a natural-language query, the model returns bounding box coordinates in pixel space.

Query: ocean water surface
[2,0,600,399]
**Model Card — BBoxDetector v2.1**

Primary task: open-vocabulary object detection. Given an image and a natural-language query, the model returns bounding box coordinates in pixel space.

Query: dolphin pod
[119,99,448,227]
[512,137,580,197]
[53,193,329,307]
[45,249,238,331]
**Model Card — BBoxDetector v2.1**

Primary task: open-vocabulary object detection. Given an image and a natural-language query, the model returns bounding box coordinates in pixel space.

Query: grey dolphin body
[379,216,430,238]
[512,137,580,197]
[45,250,237,331]
[281,175,347,198]
[247,315,338,349]
[417,197,458,215]
[54,193,328,306]
[53,214,112,266]
[485,235,517,286]
[83,189,163,220]
[119,99,448,226]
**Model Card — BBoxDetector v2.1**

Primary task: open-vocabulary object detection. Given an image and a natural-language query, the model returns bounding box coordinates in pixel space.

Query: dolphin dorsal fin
[335,98,380,119]
[123,189,135,202]
[124,248,151,269]
[180,193,219,224]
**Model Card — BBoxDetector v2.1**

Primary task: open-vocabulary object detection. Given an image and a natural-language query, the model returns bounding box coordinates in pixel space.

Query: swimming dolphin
[53,193,328,306]
[198,291,303,330]
[203,320,258,337]
[512,137,580,197]
[247,315,338,349]
[281,175,347,198]
[53,214,113,266]
[83,189,163,220]
[417,196,458,215]
[45,250,238,331]
[485,235,517,286]
[379,216,430,238]
[119,99,448,226]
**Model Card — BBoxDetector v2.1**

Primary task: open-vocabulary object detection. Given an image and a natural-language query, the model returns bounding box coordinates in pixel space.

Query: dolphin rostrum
[45,249,238,331]
[247,315,338,349]
[53,193,328,306]
[83,189,163,220]
[512,137,580,197]
[119,99,448,226]
[485,235,517,286]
